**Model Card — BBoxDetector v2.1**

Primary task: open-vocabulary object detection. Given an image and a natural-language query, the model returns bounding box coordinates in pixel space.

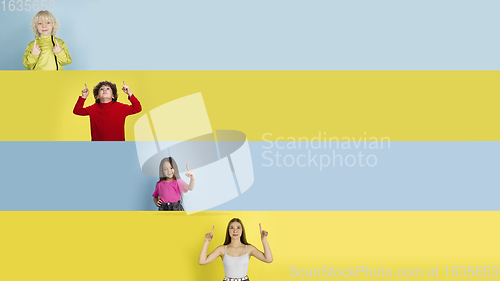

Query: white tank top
[222,245,249,278]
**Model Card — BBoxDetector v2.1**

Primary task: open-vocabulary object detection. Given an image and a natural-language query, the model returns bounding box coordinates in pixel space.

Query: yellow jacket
[23,36,72,70]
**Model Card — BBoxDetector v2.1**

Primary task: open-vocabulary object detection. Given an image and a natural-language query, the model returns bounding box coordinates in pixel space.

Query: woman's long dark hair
[224,218,250,245]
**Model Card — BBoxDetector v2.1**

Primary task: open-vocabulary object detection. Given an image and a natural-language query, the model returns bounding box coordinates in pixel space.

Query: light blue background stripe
[0,141,498,211]
[1,0,499,70]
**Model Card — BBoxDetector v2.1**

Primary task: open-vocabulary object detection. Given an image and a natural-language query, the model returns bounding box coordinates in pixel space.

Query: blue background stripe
[1,141,498,210]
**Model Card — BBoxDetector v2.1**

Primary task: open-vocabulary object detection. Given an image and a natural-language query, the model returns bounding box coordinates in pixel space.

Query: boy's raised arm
[23,41,40,70]
[54,38,72,66]
[127,94,142,115]
[122,81,142,115]
[73,84,90,116]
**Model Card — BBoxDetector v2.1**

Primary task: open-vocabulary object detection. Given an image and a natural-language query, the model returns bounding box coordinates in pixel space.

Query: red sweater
[73,95,142,141]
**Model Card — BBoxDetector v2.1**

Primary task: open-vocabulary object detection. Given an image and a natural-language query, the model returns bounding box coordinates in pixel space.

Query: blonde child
[23,10,72,70]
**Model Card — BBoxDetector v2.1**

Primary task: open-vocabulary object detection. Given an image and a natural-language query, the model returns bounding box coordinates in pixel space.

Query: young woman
[199,218,273,281]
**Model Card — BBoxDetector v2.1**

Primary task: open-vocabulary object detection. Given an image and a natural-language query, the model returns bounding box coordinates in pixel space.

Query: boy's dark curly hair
[93,81,118,104]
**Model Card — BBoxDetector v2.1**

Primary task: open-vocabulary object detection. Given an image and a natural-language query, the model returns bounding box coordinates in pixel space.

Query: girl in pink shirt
[152,157,195,211]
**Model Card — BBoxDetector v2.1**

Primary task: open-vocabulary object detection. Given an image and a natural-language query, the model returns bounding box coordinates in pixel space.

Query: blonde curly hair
[30,10,60,37]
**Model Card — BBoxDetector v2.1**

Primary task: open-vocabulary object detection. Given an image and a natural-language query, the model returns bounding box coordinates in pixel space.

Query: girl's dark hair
[158,157,180,182]
[224,218,250,245]
[93,81,118,104]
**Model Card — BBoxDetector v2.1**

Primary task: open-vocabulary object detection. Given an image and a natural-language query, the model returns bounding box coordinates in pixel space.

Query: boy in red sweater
[73,81,142,141]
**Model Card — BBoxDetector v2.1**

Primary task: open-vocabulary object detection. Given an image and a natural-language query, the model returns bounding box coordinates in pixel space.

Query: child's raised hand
[81,84,90,99]
[205,226,214,242]
[185,164,195,180]
[259,223,268,239]
[121,81,132,97]
[31,40,41,56]
[53,38,62,54]
[156,197,163,207]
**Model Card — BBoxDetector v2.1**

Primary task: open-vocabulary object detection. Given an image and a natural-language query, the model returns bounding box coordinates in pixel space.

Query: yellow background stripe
[0,211,498,280]
[1,71,499,141]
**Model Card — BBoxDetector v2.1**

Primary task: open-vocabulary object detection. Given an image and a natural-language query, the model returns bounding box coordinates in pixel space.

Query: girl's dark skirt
[158,201,184,211]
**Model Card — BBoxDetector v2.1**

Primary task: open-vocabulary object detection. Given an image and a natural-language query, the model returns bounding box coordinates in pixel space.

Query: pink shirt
[152,179,188,203]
